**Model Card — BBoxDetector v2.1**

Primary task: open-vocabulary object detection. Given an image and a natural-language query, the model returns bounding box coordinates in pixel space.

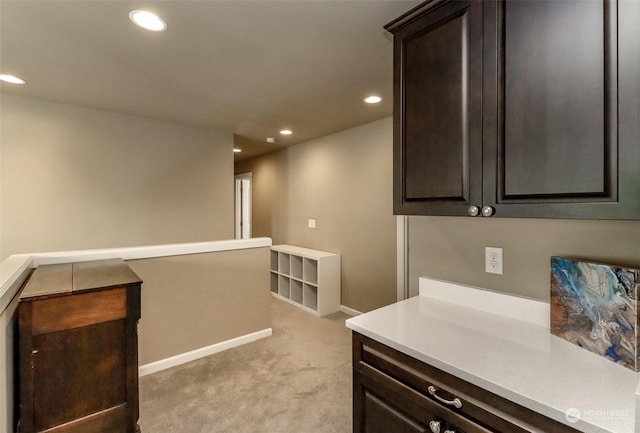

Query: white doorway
[235,173,252,239]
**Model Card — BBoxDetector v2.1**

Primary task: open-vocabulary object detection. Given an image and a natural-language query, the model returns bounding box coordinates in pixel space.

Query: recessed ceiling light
[266,137,276,143]
[0,74,26,84]
[233,148,242,153]
[364,96,382,104]
[129,10,167,32]
[280,129,293,135]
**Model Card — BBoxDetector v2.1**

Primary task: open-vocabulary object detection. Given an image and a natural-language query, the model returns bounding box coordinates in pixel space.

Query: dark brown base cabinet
[388,0,640,220]
[17,259,142,433]
[353,333,579,433]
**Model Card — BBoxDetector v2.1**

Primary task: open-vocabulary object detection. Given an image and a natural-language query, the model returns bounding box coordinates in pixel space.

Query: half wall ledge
[0,237,272,315]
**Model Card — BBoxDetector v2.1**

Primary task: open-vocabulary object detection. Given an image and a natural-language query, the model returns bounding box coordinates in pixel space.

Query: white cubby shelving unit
[270,244,341,316]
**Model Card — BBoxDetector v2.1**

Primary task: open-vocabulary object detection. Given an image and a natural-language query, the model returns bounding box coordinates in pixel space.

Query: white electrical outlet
[485,247,503,275]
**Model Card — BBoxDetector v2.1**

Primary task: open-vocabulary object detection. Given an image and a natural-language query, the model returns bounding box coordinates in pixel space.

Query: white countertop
[346,278,640,433]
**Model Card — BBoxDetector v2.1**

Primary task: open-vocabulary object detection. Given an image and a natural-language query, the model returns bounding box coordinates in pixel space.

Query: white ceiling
[0,0,419,160]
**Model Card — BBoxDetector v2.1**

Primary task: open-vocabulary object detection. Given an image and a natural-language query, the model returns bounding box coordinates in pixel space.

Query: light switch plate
[308,219,316,229]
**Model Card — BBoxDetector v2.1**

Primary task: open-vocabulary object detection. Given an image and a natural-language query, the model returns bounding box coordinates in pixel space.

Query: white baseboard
[139,328,272,377]
[340,305,362,316]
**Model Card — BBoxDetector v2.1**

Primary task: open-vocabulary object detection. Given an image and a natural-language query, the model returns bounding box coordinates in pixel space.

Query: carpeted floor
[138,297,353,433]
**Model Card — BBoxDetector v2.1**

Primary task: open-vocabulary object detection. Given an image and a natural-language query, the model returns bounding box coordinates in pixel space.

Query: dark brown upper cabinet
[388,0,640,219]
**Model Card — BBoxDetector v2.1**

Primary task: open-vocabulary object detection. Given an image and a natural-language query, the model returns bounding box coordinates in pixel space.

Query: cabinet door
[389,0,483,216]
[32,320,127,433]
[483,0,638,219]
[360,387,429,433]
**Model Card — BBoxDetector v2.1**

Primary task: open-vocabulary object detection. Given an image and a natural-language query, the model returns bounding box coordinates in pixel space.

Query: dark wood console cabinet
[353,332,579,433]
[18,259,142,433]
[388,0,640,219]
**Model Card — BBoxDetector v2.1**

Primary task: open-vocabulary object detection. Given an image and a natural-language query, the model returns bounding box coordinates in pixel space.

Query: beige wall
[408,216,640,300]
[0,94,234,260]
[128,248,271,365]
[235,118,397,313]
[237,115,640,307]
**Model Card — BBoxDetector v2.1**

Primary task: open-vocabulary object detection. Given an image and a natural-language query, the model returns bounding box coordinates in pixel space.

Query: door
[234,173,252,239]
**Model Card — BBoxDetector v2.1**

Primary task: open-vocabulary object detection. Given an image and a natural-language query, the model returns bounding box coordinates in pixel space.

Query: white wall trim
[138,328,273,377]
[0,254,33,313]
[340,305,363,316]
[396,215,408,301]
[31,237,272,266]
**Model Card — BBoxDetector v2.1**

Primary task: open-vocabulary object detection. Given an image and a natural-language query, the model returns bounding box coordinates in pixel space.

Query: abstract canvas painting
[550,256,640,371]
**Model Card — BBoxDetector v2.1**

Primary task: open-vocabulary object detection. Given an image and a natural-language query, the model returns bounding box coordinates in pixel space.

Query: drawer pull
[427,385,463,409]
[429,420,441,433]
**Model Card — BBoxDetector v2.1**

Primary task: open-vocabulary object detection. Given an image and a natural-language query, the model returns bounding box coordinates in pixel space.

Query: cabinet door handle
[428,420,441,433]
[427,385,463,409]
[467,205,480,217]
[481,206,495,217]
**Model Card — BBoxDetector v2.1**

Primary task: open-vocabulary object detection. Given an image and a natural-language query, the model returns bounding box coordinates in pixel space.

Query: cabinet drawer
[356,364,493,433]
[31,288,127,335]
[353,333,579,433]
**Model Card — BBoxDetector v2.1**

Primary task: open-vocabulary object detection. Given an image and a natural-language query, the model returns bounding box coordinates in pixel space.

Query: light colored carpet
[139,297,352,433]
